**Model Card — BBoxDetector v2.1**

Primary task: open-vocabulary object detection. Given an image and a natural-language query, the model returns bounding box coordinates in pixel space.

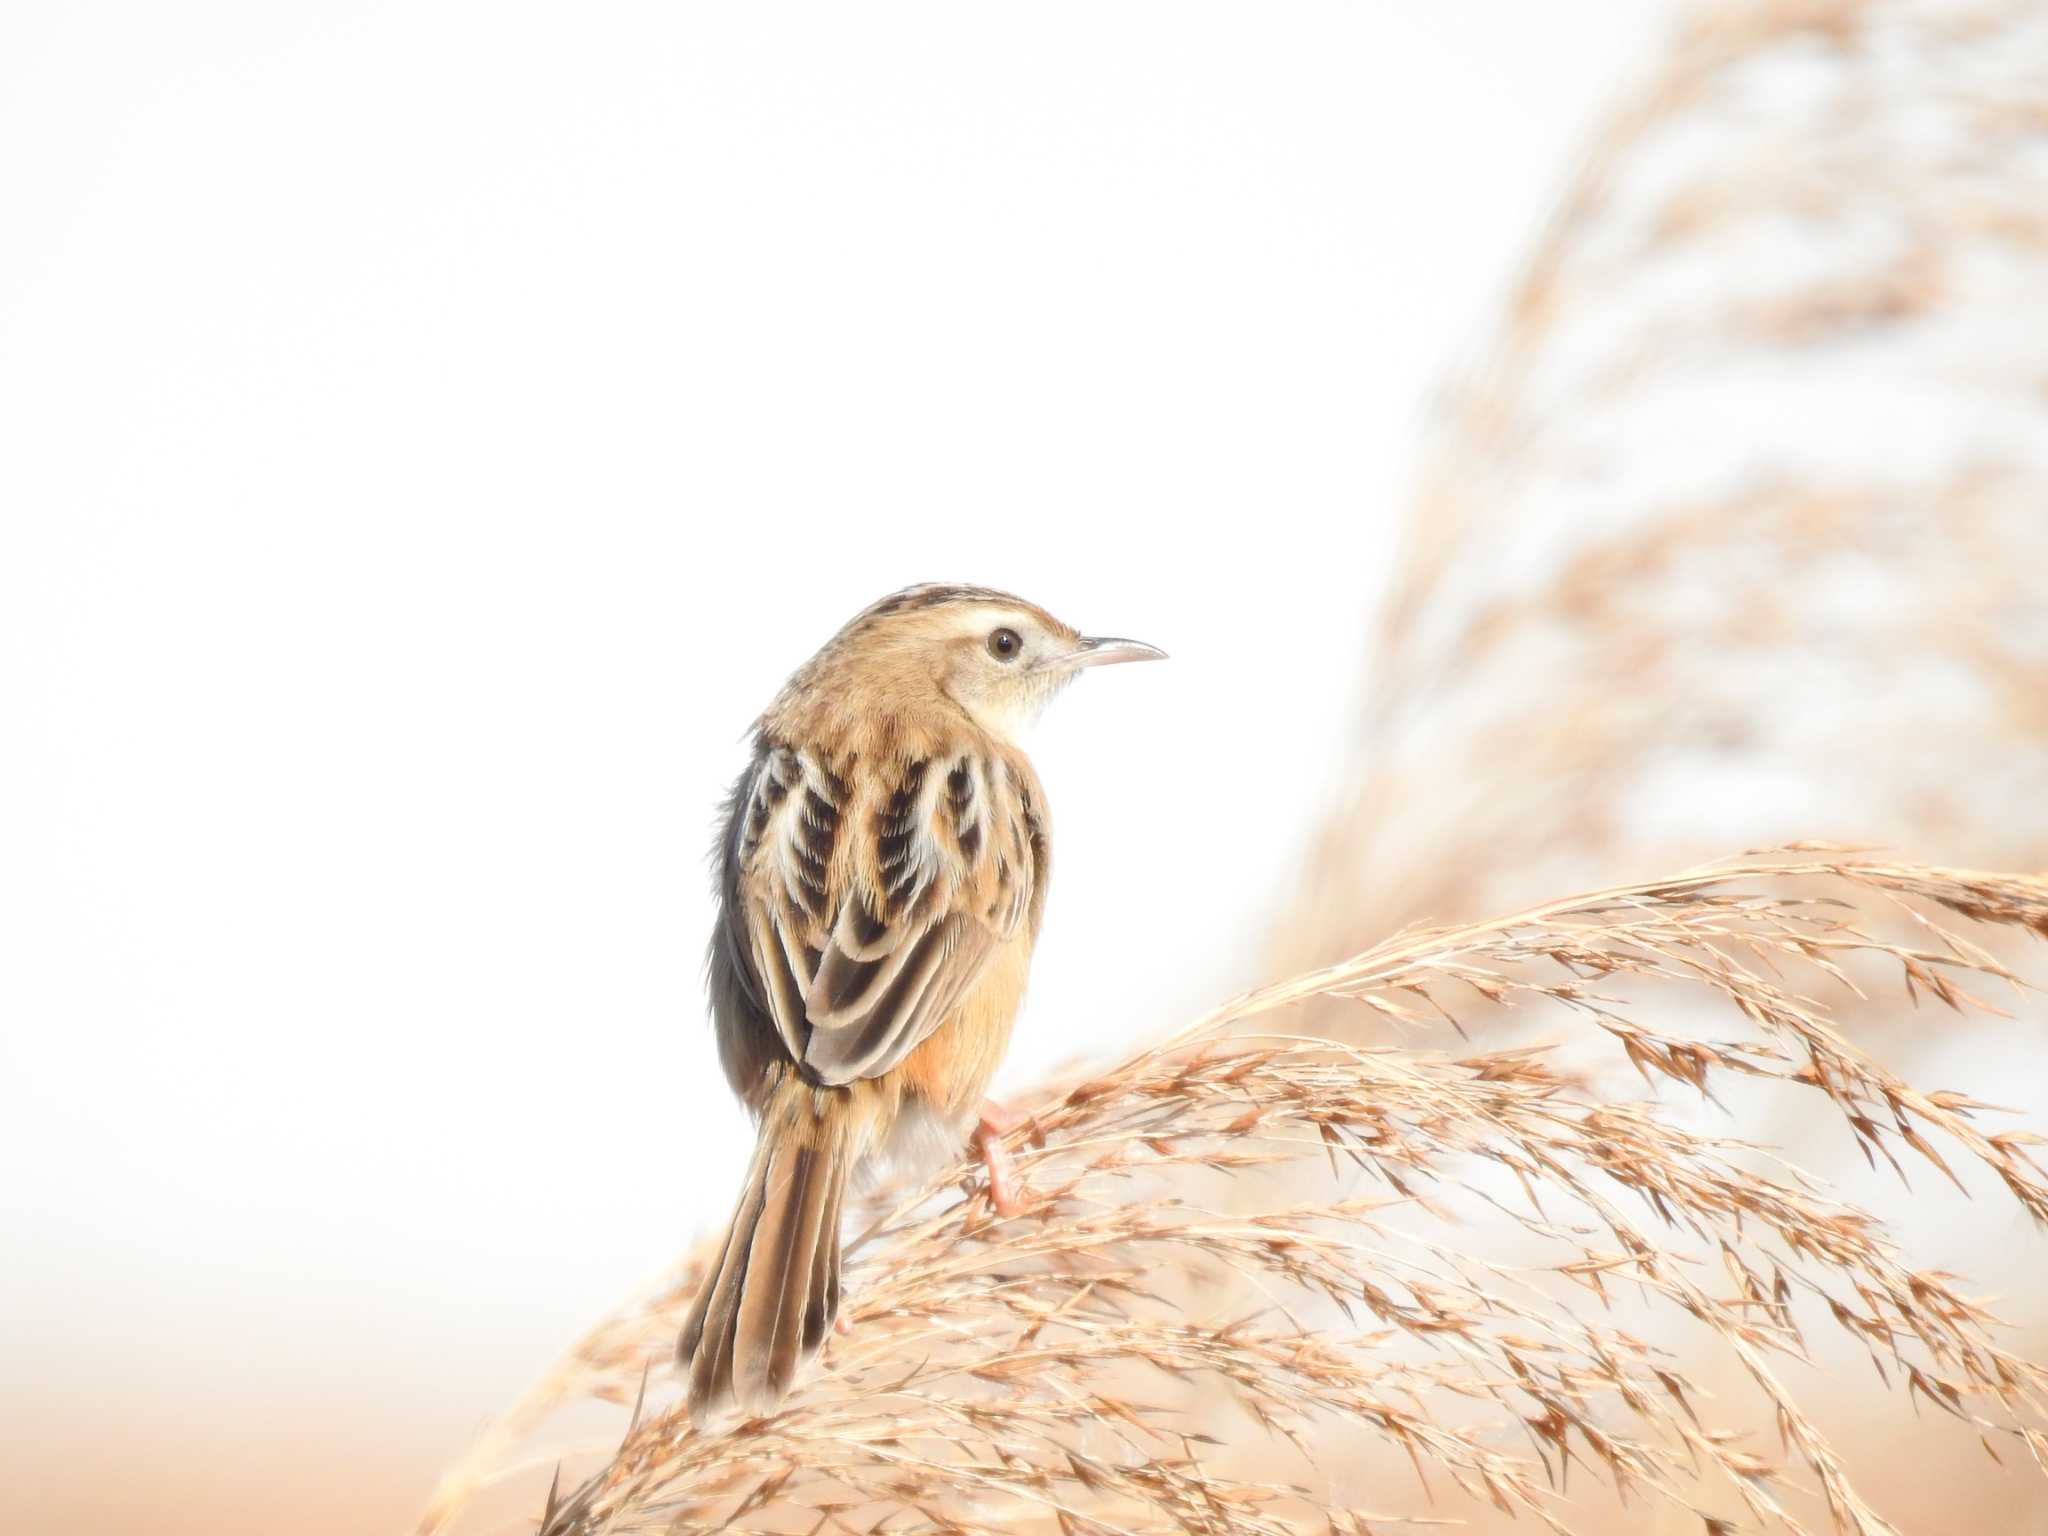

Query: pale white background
[0,4,1664,1530]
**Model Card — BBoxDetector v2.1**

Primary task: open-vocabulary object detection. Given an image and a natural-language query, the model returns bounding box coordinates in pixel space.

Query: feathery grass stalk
[421,853,2048,1536]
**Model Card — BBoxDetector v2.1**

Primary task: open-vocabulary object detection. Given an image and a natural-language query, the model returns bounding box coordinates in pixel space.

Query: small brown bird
[678,583,1163,1421]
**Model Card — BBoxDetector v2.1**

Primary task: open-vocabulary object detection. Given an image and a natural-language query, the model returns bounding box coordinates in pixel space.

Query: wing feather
[729,744,1037,1090]
[802,914,996,1085]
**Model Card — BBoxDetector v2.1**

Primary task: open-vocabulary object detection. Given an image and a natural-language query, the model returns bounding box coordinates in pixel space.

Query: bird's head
[785,583,1165,745]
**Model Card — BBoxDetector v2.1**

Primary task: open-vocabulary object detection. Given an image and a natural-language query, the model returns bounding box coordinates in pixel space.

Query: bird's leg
[977,1095,1037,1140]
[972,1098,1036,1218]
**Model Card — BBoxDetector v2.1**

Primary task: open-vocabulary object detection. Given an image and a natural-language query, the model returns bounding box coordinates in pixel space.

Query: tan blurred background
[1282,0,2048,958]
[8,1,2048,1533]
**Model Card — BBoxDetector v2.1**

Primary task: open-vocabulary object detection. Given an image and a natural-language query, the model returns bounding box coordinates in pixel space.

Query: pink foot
[972,1100,1036,1218]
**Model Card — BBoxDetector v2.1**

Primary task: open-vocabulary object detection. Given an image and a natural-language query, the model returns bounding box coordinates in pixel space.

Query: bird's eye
[986,626,1023,661]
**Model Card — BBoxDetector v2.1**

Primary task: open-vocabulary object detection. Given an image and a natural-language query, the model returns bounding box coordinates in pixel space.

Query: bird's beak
[1062,635,1168,671]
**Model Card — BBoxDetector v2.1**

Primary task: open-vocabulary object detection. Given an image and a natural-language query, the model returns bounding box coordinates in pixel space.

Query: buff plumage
[678,584,1163,1421]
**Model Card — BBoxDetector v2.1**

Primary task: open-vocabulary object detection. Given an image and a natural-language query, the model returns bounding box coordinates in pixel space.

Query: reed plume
[420,851,2048,1536]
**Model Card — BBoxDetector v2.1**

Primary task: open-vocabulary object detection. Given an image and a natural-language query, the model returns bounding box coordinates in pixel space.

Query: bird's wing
[734,745,1040,1087]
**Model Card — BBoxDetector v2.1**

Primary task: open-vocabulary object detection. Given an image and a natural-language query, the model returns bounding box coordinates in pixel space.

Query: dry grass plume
[421,851,2048,1536]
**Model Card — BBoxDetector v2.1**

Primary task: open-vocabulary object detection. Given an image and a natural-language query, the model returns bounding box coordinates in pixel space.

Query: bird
[676,582,1164,1422]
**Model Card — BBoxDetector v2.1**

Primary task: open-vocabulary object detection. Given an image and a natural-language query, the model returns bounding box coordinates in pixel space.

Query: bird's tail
[677,1080,850,1422]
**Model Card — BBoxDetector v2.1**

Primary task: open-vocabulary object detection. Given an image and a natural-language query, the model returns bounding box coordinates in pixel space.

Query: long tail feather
[678,1090,849,1422]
